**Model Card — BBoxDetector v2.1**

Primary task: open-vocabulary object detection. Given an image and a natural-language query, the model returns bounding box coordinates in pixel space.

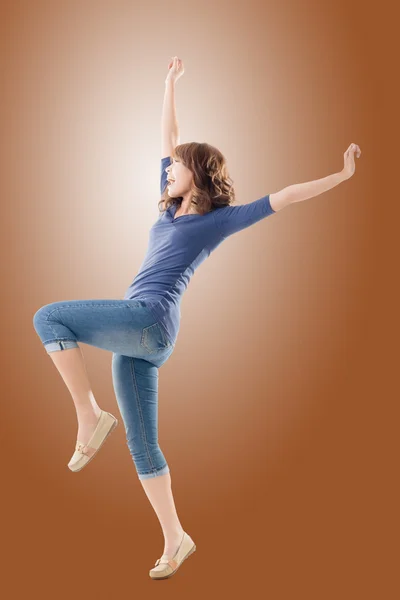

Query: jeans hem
[43,339,79,353]
[137,463,170,480]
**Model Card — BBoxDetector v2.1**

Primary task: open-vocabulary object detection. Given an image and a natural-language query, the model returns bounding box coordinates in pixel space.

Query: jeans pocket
[140,322,172,353]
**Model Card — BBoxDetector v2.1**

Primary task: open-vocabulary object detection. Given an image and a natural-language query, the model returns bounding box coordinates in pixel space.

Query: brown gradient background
[1,0,398,597]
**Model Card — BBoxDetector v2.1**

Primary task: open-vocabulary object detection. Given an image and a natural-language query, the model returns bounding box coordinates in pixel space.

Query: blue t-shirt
[123,156,276,344]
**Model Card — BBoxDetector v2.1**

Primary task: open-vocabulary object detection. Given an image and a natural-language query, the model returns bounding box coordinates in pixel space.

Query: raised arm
[269,143,362,211]
[161,57,184,158]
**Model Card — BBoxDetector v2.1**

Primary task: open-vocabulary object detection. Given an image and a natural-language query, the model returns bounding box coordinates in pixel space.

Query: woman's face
[166,158,194,197]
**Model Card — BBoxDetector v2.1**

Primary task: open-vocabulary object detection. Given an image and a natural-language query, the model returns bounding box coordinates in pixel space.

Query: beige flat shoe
[149,531,196,580]
[68,410,118,472]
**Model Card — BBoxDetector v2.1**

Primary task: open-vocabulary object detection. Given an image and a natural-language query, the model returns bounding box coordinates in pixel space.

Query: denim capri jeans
[33,298,175,480]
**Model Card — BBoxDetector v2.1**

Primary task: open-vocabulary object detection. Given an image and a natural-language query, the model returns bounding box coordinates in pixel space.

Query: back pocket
[140,322,171,353]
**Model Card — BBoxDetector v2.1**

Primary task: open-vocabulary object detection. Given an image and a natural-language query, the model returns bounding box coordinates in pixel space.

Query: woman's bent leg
[32,298,155,358]
[32,298,159,447]
[111,353,185,557]
[45,346,103,446]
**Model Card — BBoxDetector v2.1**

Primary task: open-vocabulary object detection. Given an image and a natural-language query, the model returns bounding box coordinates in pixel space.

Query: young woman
[32,56,361,580]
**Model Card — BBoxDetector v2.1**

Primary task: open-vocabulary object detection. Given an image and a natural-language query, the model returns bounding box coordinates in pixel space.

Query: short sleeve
[212,194,276,238]
[160,156,172,195]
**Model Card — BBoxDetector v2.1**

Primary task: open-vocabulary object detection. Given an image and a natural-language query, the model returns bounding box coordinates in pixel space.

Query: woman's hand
[341,143,362,180]
[165,56,185,84]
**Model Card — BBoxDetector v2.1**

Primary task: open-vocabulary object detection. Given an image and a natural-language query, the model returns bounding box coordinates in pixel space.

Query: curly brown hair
[158,142,236,215]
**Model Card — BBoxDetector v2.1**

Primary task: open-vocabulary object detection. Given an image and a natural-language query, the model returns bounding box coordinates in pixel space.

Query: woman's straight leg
[111,353,170,478]
[111,353,187,558]
[140,473,186,558]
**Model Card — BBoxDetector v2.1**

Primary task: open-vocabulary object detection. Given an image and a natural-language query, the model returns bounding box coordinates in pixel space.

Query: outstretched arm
[269,143,362,212]
[161,56,184,158]
[213,143,362,238]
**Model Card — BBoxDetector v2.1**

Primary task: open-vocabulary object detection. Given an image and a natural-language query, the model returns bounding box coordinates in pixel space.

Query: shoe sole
[68,414,118,472]
[149,544,197,580]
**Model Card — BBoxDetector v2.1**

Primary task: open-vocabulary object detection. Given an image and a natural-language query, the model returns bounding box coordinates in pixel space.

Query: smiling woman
[159,141,236,217]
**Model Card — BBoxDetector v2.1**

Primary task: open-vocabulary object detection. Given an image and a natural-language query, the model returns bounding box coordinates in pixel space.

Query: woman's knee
[33,302,78,350]
[33,303,59,330]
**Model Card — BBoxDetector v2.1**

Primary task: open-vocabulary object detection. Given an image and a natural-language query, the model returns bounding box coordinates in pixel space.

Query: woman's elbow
[269,190,291,212]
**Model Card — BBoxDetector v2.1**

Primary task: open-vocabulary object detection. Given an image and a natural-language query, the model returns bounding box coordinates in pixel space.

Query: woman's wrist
[339,169,351,182]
